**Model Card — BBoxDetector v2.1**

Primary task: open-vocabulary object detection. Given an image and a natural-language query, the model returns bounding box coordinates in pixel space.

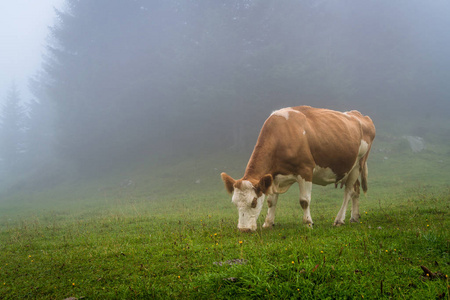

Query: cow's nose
[239,228,253,233]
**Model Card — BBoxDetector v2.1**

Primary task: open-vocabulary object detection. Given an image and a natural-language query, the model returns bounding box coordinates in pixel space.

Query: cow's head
[221,172,273,232]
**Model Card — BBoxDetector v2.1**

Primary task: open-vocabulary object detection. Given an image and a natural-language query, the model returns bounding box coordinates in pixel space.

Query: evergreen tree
[0,83,26,173]
[26,73,58,167]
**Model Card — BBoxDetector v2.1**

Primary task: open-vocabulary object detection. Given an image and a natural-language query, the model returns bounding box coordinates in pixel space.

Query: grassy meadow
[0,131,449,299]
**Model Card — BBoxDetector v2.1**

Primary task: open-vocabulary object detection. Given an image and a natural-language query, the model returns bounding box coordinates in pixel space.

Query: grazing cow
[221,106,375,232]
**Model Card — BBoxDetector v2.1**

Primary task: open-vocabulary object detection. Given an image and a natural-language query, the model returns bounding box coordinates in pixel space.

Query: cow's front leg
[298,177,313,226]
[263,194,278,228]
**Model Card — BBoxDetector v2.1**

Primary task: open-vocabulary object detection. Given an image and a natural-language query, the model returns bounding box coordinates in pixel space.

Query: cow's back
[265,106,373,181]
[244,106,375,185]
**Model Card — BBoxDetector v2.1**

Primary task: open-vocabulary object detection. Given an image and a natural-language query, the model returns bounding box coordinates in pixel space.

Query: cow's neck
[242,117,280,182]
[243,144,274,181]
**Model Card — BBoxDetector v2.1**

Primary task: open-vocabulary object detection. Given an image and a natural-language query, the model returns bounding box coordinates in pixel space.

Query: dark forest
[1,0,450,190]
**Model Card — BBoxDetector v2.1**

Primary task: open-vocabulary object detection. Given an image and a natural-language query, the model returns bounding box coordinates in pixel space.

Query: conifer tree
[0,83,26,172]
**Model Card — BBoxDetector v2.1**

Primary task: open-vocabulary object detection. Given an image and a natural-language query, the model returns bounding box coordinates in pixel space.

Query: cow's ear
[221,172,235,194]
[257,174,273,195]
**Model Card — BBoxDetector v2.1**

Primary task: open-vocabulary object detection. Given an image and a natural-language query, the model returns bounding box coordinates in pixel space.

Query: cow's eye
[251,197,258,208]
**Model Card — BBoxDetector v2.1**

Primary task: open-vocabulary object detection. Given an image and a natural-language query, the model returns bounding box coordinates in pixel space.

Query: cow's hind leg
[349,180,361,223]
[263,194,278,228]
[334,168,360,226]
[298,177,313,226]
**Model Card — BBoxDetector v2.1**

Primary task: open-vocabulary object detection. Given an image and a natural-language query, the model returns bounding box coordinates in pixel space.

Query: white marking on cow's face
[270,107,299,120]
[231,180,265,232]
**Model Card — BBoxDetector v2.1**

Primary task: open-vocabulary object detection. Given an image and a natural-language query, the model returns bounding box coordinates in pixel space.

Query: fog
[1,0,450,194]
[0,0,64,105]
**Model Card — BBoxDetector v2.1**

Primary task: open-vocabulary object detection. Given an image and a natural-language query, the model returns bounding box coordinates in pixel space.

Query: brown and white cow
[221,106,375,232]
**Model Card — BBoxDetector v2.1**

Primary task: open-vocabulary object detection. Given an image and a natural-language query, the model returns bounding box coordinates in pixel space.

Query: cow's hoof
[350,218,359,223]
[263,222,274,229]
[333,221,344,227]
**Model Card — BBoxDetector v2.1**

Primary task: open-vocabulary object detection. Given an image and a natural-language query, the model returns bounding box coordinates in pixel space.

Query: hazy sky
[0,0,64,105]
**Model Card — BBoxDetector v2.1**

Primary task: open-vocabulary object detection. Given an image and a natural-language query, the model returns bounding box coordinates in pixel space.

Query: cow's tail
[361,161,369,194]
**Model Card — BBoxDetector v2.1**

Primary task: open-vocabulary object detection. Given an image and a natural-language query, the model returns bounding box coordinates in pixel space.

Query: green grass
[0,134,449,299]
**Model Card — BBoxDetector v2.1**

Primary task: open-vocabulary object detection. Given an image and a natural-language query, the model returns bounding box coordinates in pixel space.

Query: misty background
[1,0,450,195]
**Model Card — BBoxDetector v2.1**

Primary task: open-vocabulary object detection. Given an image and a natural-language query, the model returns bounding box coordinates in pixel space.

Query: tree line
[1,0,449,187]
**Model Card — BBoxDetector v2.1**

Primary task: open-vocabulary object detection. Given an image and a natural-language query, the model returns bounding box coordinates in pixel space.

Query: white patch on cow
[358,140,369,157]
[270,107,299,120]
[303,130,306,135]
[231,180,253,204]
[238,180,253,190]
[273,174,297,193]
[231,180,265,232]
[312,166,337,186]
